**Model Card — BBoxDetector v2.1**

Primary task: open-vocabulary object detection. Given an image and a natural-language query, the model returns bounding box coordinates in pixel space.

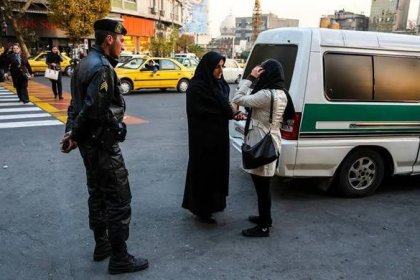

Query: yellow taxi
[28,51,72,76]
[115,57,195,94]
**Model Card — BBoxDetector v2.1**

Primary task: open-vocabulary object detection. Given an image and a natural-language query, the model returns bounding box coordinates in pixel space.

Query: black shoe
[197,215,217,224]
[242,225,270,237]
[108,253,149,275]
[93,242,112,261]
[248,215,272,227]
[59,96,64,100]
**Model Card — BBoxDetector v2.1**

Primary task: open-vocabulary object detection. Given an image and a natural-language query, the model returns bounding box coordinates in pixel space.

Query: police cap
[94,19,127,35]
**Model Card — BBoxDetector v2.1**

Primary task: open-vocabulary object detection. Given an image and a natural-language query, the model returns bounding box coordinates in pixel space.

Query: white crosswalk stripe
[0,86,62,129]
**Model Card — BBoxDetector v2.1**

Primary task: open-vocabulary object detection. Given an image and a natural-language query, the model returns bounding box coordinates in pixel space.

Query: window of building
[324,53,373,100]
[244,44,298,90]
[324,53,420,102]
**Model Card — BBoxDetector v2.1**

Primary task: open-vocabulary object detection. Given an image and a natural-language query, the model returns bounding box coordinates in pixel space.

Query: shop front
[121,15,154,54]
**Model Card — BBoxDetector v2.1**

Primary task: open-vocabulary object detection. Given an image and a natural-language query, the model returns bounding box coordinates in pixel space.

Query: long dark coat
[182,52,234,216]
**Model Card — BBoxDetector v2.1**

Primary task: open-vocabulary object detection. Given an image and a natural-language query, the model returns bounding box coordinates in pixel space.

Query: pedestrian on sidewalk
[4,44,33,103]
[232,59,295,237]
[60,19,148,275]
[46,46,64,99]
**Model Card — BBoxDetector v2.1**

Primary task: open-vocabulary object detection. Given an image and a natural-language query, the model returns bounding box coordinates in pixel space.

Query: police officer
[60,19,148,275]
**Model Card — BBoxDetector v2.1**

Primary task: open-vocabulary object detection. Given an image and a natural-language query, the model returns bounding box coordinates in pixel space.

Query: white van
[230,28,420,197]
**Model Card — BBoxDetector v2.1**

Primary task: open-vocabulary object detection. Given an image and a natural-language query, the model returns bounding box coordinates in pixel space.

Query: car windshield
[119,56,134,64]
[119,58,145,69]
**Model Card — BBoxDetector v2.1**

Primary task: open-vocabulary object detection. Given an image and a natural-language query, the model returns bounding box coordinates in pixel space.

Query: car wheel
[64,66,72,77]
[235,74,242,84]
[337,148,384,197]
[120,79,133,95]
[177,79,189,93]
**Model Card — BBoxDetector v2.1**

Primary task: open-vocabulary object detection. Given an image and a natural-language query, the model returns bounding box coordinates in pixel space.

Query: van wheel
[177,79,189,93]
[235,74,242,84]
[64,66,71,77]
[337,149,384,197]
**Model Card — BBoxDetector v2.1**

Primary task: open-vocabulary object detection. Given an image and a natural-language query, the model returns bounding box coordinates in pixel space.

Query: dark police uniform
[64,20,148,274]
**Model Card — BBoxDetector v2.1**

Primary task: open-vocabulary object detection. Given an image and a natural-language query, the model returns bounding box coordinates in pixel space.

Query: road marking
[0,113,51,120]
[0,107,42,113]
[0,120,62,128]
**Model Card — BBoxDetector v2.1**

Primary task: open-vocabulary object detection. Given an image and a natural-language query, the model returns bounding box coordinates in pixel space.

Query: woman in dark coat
[46,46,64,99]
[182,51,238,224]
[6,44,33,103]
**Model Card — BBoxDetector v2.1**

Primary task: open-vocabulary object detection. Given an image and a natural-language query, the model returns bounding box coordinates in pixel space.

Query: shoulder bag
[241,91,278,169]
[44,68,59,80]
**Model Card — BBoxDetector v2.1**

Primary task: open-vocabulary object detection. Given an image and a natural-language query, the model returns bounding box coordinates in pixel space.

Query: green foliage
[48,0,111,43]
[177,34,195,53]
[188,44,205,59]
[150,28,180,57]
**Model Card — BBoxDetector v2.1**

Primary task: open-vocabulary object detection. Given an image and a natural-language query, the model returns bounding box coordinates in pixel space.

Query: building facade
[3,0,185,55]
[320,10,369,31]
[235,13,299,43]
[369,0,410,32]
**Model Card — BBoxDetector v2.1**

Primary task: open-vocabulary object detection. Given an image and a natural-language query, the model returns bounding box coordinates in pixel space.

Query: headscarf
[250,59,295,121]
[192,51,230,100]
[186,51,233,119]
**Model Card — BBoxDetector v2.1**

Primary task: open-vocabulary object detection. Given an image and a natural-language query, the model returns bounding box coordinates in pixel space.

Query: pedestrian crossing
[0,86,62,129]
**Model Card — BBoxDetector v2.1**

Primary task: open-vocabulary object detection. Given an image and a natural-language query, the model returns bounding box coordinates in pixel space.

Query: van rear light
[281,112,302,140]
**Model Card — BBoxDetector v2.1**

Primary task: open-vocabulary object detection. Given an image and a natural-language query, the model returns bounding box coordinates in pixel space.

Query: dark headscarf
[193,51,230,100]
[250,59,295,121]
[186,51,233,119]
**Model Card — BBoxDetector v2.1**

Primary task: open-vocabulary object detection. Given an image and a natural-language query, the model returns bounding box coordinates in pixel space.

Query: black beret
[94,19,127,35]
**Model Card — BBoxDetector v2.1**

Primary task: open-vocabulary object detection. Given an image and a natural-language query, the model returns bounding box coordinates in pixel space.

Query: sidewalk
[0,79,146,125]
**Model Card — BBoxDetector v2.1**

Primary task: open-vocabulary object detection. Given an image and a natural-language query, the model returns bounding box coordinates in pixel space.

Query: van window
[324,54,373,100]
[324,53,420,102]
[374,56,420,101]
[244,44,298,90]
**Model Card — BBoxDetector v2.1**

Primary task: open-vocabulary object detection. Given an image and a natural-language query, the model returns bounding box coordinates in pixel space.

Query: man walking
[60,19,148,275]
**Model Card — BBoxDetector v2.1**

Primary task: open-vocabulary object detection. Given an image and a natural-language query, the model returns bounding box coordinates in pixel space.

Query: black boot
[108,253,149,274]
[242,225,270,237]
[93,231,112,261]
[248,215,272,227]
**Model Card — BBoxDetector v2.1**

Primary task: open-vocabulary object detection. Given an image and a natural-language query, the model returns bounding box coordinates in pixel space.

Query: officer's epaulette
[99,55,110,66]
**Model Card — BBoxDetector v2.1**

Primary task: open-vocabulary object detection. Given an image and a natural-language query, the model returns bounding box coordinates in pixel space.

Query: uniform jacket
[66,46,125,142]
[232,79,287,177]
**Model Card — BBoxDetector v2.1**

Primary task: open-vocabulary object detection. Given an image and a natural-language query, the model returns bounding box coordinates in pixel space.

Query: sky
[208,0,420,36]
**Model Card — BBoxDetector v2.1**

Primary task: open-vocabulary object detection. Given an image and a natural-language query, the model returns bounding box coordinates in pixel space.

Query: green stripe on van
[301,104,420,133]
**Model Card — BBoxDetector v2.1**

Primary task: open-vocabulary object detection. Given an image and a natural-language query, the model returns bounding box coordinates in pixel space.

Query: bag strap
[244,90,274,139]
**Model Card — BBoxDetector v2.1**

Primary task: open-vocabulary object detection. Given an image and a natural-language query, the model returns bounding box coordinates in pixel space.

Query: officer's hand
[60,132,78,153]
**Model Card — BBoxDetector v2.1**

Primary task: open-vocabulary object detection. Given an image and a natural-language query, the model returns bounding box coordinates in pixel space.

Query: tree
[150,28,180,57]
[177,34,195,53]
[188,44,205,59]
[48,0,110,44]
[2,0,37,57]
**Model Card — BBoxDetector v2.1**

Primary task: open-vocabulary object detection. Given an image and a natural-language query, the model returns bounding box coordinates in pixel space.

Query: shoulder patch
[100,81,108,92]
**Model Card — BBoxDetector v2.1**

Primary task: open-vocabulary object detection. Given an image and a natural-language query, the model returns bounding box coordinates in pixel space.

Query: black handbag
[241,91,278,169]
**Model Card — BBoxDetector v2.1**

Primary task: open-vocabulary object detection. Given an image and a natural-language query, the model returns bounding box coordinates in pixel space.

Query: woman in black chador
[182,51,239,224]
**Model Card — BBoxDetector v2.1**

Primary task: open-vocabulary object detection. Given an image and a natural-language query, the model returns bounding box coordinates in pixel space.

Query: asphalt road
[0,76,419,279]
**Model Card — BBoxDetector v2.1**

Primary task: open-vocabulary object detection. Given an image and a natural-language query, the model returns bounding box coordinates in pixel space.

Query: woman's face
[12,46,20,54]
[212,59,224,80]
[52,47,58,53]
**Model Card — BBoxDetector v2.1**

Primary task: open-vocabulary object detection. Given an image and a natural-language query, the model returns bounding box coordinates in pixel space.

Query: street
[0,76,419,280]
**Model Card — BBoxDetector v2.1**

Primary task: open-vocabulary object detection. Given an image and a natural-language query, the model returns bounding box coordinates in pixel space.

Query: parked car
[115,57,194,94]
[28,51,72,76]
[223,58,243,83]
[173,56,199,68]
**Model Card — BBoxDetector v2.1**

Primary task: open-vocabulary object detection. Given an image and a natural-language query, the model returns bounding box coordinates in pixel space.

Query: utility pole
[252,0,262,44]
